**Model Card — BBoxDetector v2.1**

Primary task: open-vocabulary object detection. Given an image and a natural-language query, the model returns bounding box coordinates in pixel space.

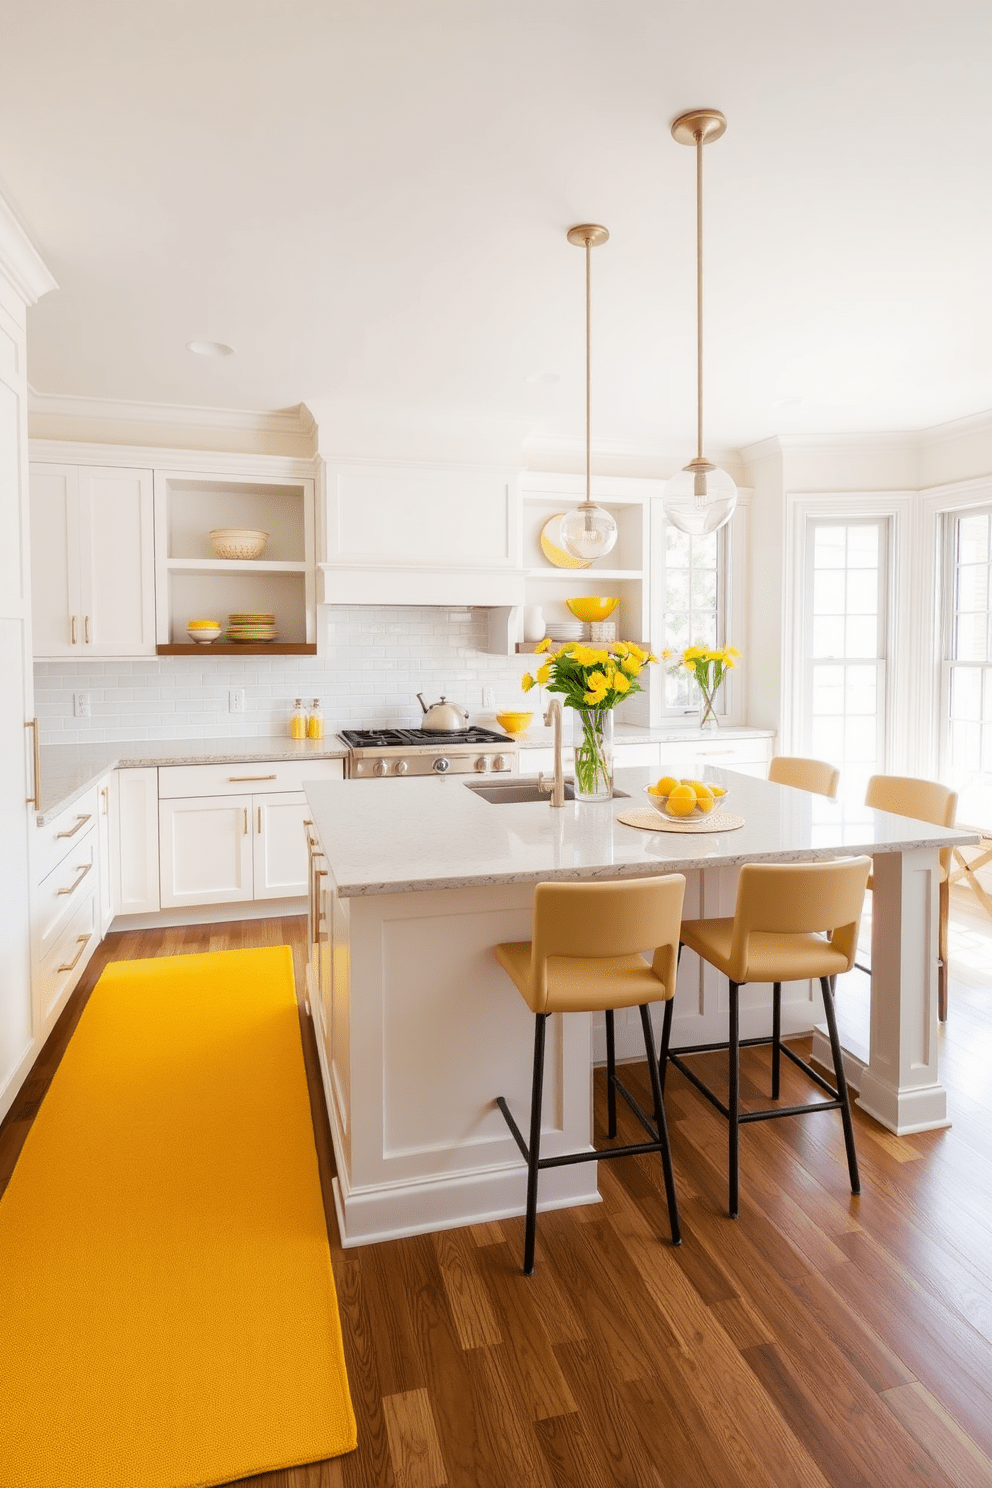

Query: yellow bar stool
[494,874,686,1275]
[660,857,871,1219]
[767,755,840,799]
[864,775,957,1022]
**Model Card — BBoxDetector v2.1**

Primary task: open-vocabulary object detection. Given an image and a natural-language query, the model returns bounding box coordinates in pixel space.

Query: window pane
[846,667,877,715]
[954,613,989,662]
[845,716,877,762]
[811,717,845,759]
[845,615,878,658]
[956,563,989,613]
[666,569,690,609]
[813,570,846,615]
[812,665,845,715]
[846,570,879,616]
[951,719,982,771]
[957,513,990,565]
[814,526,847,567]
[812,616,846,657]
[846,526,879,567]
[950,666,982,721]
[665,528,691,565]
[691,568,717,609]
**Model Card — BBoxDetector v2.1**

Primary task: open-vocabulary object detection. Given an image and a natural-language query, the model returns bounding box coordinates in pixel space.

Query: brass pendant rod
[696,127,704,464]
[584,235,592,512]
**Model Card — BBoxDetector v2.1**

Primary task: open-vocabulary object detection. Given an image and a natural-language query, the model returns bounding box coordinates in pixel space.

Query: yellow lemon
[666,783,698,817]
[710,784,727,797]
[654,775,679,797]
[694,784,715,813]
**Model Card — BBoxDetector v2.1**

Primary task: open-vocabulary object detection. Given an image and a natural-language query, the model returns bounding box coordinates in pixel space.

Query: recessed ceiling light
[186,340,235,357]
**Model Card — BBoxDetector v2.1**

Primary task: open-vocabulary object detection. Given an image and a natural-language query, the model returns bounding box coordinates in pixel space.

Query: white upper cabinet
[30,463,155,657]
[319,460,524,605]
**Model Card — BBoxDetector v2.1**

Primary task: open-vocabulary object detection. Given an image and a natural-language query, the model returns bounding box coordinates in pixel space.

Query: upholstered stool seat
[661,856,871,1219]
[495,874,686,1274]
[767,755,840,799]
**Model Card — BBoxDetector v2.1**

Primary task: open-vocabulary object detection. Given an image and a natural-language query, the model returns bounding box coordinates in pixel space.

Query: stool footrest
[497,1075,667,1172]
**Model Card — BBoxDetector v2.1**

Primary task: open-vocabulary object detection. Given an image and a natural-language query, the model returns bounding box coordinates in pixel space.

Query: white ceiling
[2,0,991,455]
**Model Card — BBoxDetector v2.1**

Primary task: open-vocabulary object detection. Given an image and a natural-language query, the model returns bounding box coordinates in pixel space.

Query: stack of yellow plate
[227,612,278,643]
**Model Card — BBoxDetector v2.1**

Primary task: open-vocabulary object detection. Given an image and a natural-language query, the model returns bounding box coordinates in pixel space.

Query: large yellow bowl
[565,596,619,623]
[495,711,533,735]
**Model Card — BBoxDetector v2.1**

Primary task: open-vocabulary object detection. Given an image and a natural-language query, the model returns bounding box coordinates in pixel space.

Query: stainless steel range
[340,727,518,779]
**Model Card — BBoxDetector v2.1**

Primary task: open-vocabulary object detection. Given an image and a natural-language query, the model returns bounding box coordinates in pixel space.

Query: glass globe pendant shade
[663,458,737,536]
[561,502,618,561]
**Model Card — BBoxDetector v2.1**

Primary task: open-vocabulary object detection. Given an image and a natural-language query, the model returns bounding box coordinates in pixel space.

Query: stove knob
[394,759,408,775]
[492,754,509,772]
[372,759,387,777]
[474,755,490,773]
[432,756,451,774]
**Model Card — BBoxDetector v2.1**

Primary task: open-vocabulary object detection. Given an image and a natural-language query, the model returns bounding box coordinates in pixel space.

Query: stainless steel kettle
[417,693,470,731]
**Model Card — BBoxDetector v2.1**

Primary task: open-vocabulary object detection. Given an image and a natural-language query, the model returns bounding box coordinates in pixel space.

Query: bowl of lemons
[644,776,729,818]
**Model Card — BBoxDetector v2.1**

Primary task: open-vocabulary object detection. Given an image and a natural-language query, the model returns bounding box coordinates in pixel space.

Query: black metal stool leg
[640,1003,681,1245]
[820,976,861,1196]
[729,980,740,1218]
[658,944,682,1095]
[523,1014,549,1275]
[605,1008,617,1139]
[772,981,782,1100]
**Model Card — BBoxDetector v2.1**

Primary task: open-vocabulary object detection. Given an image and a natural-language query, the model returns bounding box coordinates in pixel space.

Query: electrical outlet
[73,692,91,718]
[228,688,245,714]
[482,687,496,709]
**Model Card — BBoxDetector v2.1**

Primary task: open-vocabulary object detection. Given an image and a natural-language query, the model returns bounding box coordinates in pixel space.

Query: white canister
[522,605,545,643]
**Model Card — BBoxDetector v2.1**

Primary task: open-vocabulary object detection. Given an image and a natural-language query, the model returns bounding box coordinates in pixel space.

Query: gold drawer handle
[57,862,92,896]
[228,774,277,782]
[26,719,41,807]
[84,614,90,644]
[56,813,92,839]
[58,933,92,974]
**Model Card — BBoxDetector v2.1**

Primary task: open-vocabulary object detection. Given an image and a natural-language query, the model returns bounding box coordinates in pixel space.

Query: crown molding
[26,391,317,457]
[0,193,57,305]
[916,406,992,447]
[28,435,316,480]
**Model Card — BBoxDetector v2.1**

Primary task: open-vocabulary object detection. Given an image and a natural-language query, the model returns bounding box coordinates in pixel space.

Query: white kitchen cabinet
[30,784,101,1037]
[154,468,316,653]
[112,767,161,916]
[29,463,155,657]
[97,776,113,935]
[659,732,773,779]
[157,759,343,909]
[319,460,524,605]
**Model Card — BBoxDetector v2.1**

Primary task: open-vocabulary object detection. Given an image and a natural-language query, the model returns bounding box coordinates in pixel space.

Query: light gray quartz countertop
[304,766,979,899]
[36,735,348,824]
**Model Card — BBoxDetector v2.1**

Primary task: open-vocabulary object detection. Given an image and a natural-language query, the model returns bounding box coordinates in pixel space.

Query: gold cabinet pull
[58,933,92,974]
[101,786,109,814]
[26,719,41,806]
[84,614,90,644]
[243,807,249,836]
[71,615,77,644]
[57,861,93,896]
[257,806,262,834]
[229,774,277,782]
[56,813,92,839]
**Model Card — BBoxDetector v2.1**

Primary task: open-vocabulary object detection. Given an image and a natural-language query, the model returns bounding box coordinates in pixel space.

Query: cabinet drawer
[35,831,97,962]
[33,785,99,883]
[660,736,772,773]
[158,758,344,798]
[36,888,98,1027]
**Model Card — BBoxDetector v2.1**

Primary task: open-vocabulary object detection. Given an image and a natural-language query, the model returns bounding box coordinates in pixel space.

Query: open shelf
[157,643,317,656]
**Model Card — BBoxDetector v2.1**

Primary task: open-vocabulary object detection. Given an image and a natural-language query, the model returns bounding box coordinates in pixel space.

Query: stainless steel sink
[464,778,629,805]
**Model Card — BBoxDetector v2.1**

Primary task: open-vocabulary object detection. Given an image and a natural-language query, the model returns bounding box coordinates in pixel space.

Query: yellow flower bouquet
[664,644,740,729]
[521,639,657,799]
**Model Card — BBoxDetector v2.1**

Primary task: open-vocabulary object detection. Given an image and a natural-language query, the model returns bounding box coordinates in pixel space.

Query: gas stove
[340,726,518,779]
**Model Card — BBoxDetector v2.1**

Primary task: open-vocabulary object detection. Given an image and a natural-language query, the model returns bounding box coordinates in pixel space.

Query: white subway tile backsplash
[34,606,533,742]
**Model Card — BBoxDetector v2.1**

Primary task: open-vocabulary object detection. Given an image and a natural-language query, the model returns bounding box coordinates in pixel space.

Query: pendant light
[560,224,618,561]
[663,108,737,537]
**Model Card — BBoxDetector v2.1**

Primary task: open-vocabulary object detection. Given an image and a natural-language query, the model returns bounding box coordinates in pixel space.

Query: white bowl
[187,624,222,644]
[643,783,730,819]
[209,527,269,560]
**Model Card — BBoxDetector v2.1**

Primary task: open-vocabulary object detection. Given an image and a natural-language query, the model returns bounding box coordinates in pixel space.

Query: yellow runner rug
[0,946,356,1488]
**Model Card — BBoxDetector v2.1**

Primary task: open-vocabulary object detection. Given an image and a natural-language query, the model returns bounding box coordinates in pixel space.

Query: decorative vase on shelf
[522,606,546,644]
[570,706,614,801]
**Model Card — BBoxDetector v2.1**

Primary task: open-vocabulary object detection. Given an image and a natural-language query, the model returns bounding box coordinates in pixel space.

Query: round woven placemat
[616,807,745,834]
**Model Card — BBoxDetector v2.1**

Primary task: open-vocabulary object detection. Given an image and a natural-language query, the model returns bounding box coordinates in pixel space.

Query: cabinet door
[78,467,155,655]
[253,791,309,900]
[97,778,113,934]
[159,795,253,908]
[114,767,160,915]
[29,464,80,656]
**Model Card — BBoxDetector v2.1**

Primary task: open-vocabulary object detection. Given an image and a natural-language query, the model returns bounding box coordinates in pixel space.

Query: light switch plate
[73,692,91,718]
[482,687,496,709]
[229,689,245,713]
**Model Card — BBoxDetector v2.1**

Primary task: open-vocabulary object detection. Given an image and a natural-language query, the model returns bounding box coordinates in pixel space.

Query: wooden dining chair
[494,874,686,1274]
[767,755,840,799]
[661,856,871,1218]
[864,775,957,1021]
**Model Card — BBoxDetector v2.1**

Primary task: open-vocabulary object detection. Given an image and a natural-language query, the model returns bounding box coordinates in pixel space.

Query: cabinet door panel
[159,795,252,907]
[80,468,155,654]
[29,465,79,656]
[253,791,309,900]
[114,767,160,914]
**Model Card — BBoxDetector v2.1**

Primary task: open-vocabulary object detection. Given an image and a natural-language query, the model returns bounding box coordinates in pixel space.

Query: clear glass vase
[698,683,720,732]
[571,706,614,801]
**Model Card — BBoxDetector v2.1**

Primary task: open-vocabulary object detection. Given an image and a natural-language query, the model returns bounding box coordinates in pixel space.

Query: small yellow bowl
[565,596,619,623]
[495,711,533,735]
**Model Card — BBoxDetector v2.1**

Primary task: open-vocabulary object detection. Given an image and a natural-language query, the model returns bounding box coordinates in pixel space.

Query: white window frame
[937,497,992,826]
[785,491,913,773]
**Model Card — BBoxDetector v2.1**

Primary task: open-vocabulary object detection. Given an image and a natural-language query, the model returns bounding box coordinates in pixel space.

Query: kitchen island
[303,767,977,1247]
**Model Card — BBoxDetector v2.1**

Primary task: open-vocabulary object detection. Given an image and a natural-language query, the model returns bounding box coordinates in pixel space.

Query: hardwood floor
[3,907,992,1488]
